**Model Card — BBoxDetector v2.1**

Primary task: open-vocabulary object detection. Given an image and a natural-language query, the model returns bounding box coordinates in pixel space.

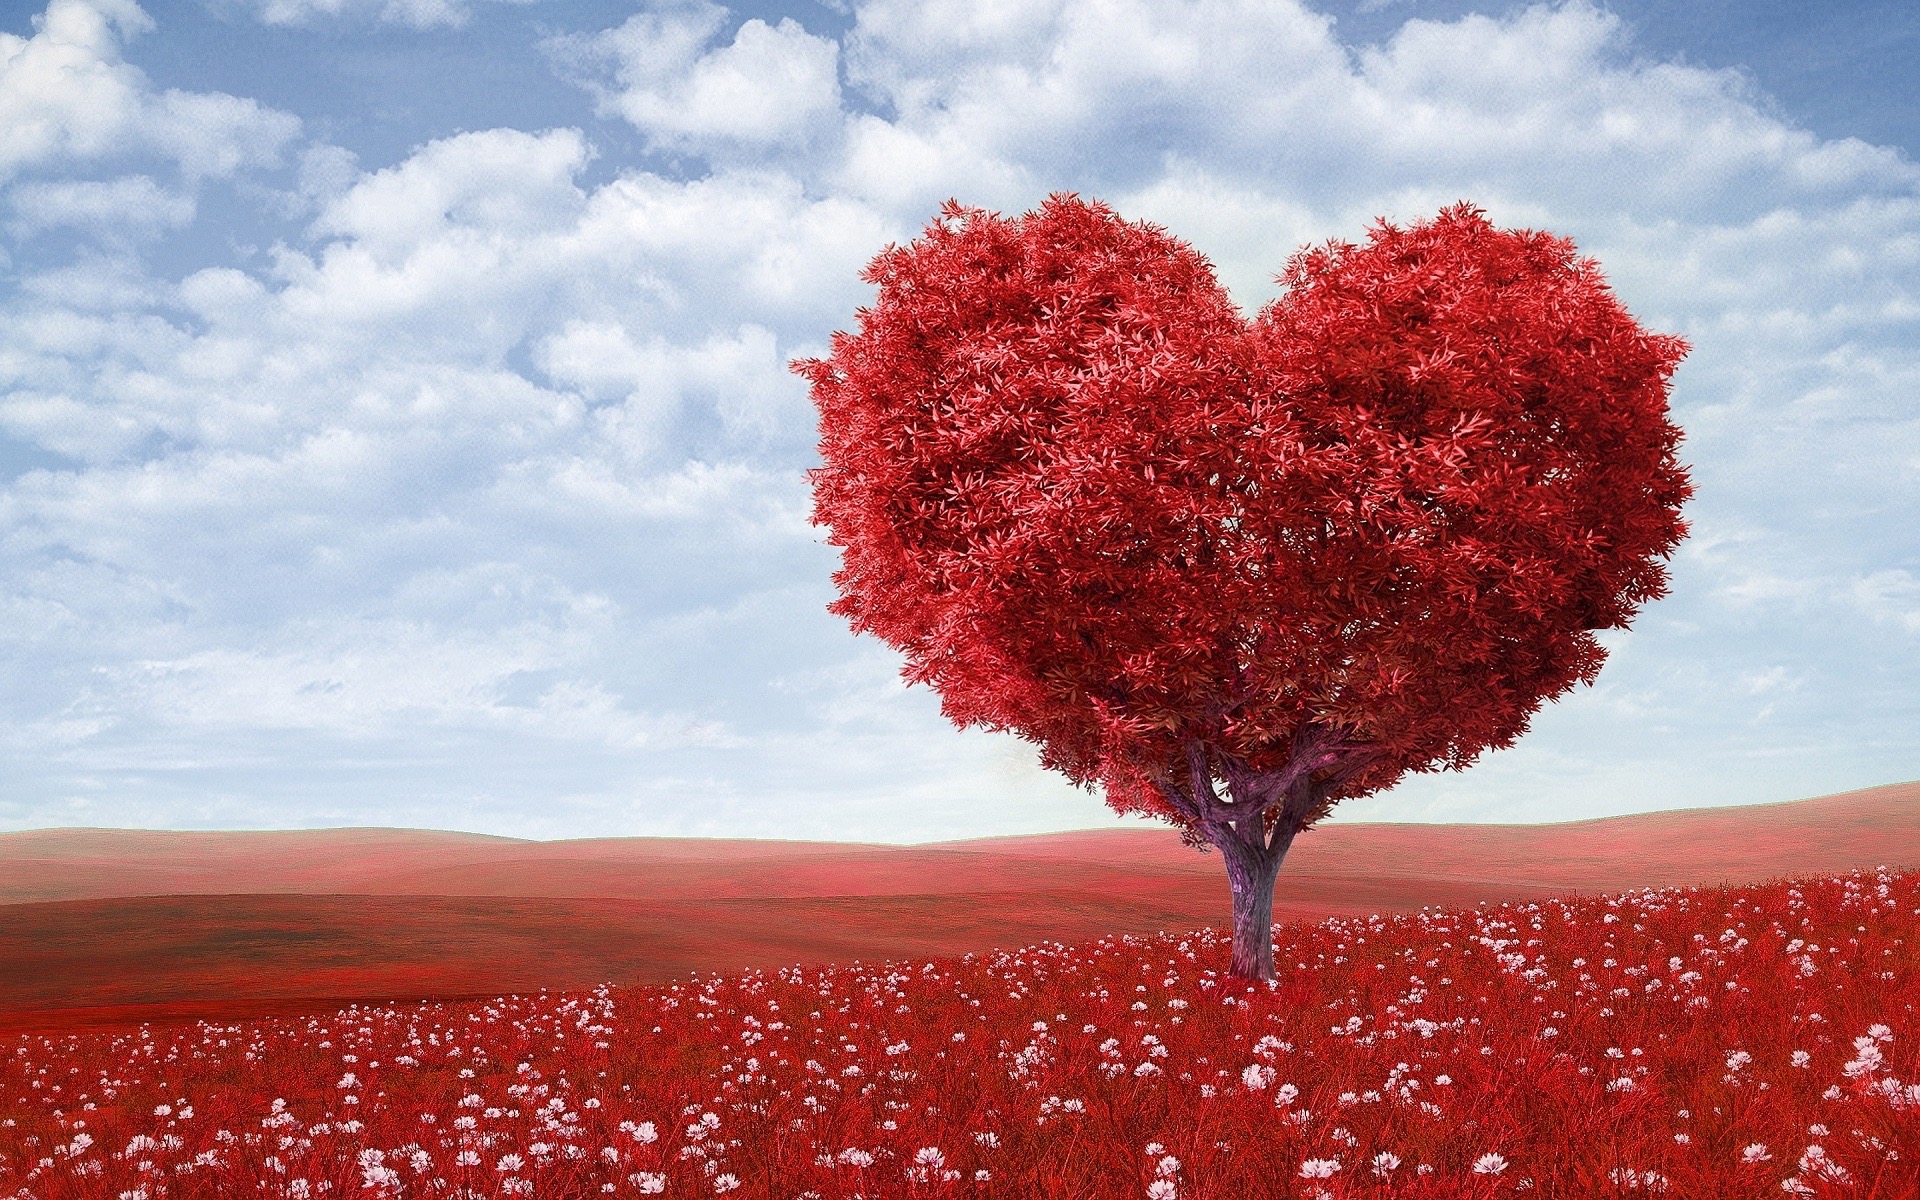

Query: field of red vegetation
[5,866,1916,1197]
[1,782,1915,1034]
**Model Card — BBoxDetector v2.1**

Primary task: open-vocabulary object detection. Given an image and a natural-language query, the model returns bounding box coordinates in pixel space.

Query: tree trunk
[1215,824,1289,981]
[1170,730,1367,981]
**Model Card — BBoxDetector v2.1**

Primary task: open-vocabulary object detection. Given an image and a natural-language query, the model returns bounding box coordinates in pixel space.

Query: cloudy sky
[1,0,1914,843]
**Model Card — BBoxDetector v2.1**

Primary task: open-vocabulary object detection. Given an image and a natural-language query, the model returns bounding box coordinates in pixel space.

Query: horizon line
[3,778,1912,846]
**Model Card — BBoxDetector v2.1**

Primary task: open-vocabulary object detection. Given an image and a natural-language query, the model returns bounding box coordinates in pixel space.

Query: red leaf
[799,195,1689,819]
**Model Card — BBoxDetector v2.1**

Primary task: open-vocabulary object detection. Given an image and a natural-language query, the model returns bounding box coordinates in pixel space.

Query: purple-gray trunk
[1215,825,1289,982]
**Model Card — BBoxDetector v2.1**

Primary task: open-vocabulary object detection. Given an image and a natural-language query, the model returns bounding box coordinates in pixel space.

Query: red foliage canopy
[797,195,1690,836]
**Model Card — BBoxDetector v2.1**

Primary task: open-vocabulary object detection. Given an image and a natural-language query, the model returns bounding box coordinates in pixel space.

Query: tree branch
[1319,744,1382,792]
[1260,725,1380,854]
[1186,739,1236,823]
[1154,773,1202,826]
[1161,722,1381,854]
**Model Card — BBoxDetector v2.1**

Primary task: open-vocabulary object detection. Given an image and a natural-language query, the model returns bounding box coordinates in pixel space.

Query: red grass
[3,784,1916,1034]
[5,867,1917,1198]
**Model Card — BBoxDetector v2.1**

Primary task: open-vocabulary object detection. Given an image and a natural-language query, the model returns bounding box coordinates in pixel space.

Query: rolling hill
[2,780,1913,1032]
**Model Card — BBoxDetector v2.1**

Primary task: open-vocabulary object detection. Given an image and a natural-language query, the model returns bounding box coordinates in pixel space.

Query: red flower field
[3,782,1919,1197]
[4,864,1917,1198]
[3,783,1920,1190]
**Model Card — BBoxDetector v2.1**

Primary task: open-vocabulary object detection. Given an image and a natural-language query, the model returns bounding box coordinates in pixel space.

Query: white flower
[915,1148,945,1168]
[714,1175,739,1193]
[1371,1152,1400,1177]
[1146,1183,1177,1200]
[1473,1152,1509,1175]
[1797,1145,1850,1182]
[1844,1039,1885,1077]
[358,1148,402,1190]
[1741,1144,1771,1163]
[630,1173,665,1195]
[455,1151,480,1167]
[1609,1167,1670,1192]
[1156,1155,1180,1178]
[1299,1159,1340,1179]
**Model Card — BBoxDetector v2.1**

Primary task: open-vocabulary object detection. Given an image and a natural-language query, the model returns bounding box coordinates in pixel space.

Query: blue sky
[0,0,1914,842]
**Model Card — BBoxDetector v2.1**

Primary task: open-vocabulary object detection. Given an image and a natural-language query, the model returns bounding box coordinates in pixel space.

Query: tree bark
[1214,820,1290,982]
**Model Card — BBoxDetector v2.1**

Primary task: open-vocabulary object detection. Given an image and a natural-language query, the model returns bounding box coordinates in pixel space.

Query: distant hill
[1,780,1913,1032]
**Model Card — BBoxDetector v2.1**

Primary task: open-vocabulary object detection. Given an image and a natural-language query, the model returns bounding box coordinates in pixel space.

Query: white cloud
[2,122,892,486]
[293,143,359,209]
[1114,163,1337,311]
[830,0,1919,231]
[838,0,1352,209]
[8,173,193,237]
[146,87,301,181]
[566,169,895,321]
[537,321,798,446]
[0,0,297,183]
[548,1,842,155]
[108,608,733,751]
[0,0,154,177]
[0,388,158,460]
[218,0,533,31]
[1851,571,1920,634]
[842,0,1074,100]
[834,111,1034,216]
[313,127,589,256]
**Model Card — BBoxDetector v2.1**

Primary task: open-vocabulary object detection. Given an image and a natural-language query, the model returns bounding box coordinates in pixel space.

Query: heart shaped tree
[796,195,1691,981]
